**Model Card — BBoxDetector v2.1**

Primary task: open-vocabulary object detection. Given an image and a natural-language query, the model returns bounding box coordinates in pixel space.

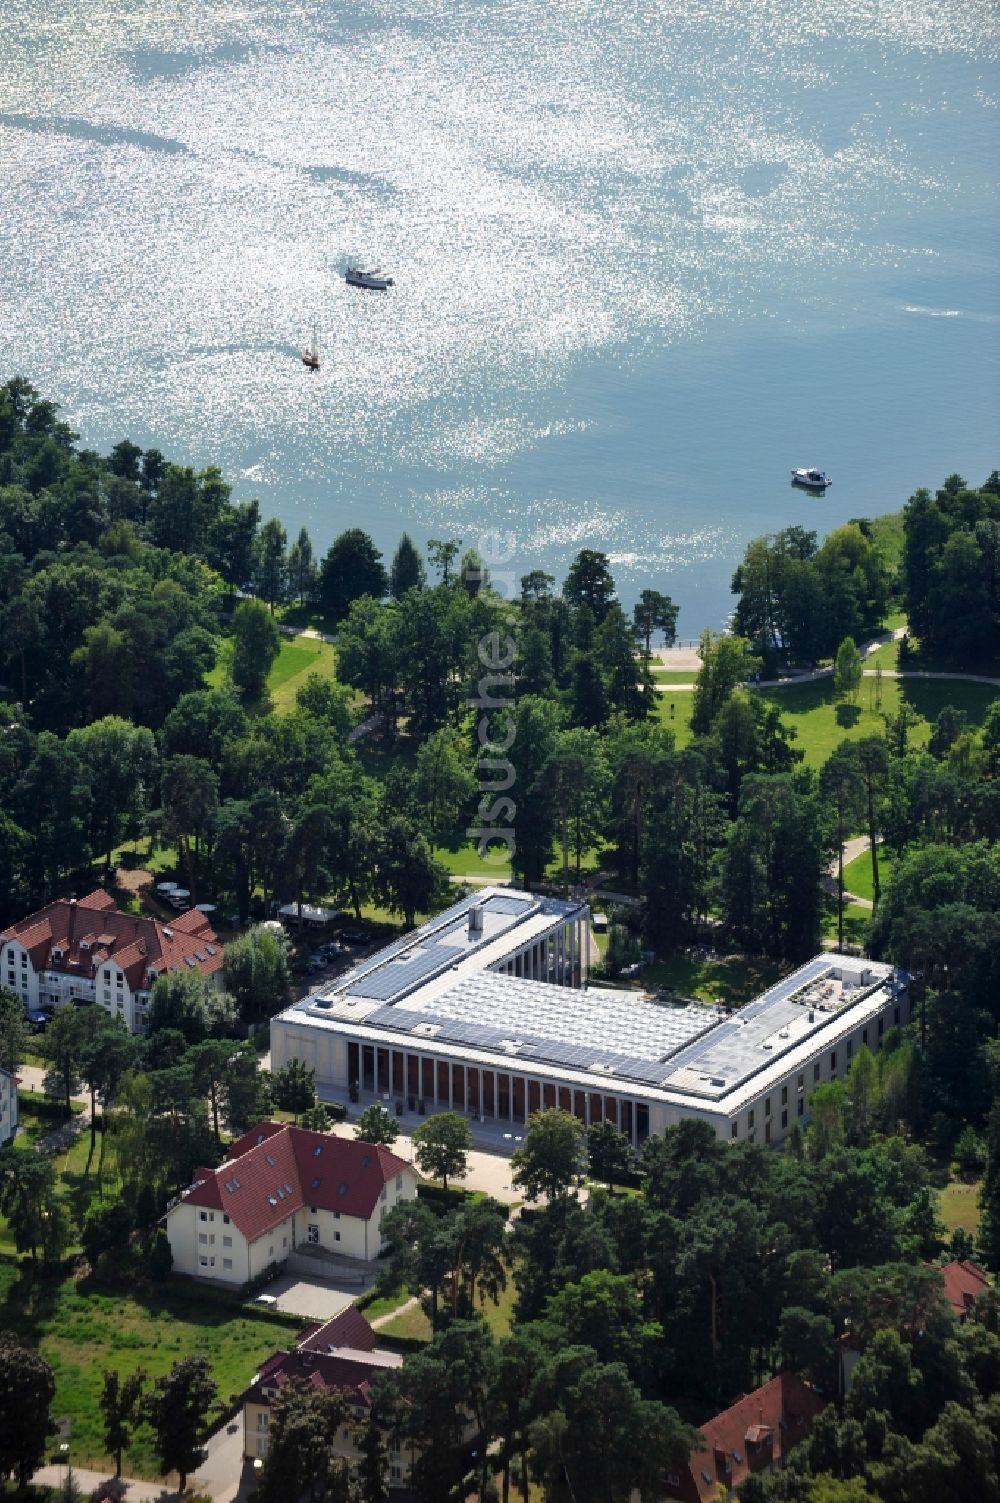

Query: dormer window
[52,947,63,962]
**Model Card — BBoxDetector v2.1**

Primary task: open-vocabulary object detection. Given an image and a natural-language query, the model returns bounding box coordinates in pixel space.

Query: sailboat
[302,324,320,371]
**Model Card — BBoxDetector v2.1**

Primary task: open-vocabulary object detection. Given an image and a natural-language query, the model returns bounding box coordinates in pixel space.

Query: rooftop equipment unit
[468,903,485,937]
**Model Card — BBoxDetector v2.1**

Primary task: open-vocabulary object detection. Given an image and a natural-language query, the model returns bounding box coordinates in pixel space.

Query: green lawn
[205,632,338,715]
[758,674,998,769]
[267,636,338,713]
[841,848,893,904]
[649,670,697,684]
[651,690,695,748]
[0,1261,301,1476]
[938,1179,981,1239]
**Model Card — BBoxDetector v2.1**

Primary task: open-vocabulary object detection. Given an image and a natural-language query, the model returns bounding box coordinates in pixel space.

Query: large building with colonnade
[269,887,911,1149]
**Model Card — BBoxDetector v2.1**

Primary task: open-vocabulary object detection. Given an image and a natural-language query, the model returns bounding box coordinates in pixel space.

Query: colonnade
[350,1037,649,1146]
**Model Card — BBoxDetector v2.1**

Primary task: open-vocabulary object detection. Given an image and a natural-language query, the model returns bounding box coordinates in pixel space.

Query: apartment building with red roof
[665,1373,823,1503]
[242,1306,415,1488]
[165,1120,418,1285]
[0,889,224,1034]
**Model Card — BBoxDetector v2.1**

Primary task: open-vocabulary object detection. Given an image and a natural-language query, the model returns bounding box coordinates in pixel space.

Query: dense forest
[1,375,999,1499]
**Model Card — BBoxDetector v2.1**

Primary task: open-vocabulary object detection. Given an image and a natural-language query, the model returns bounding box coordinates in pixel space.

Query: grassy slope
[0,1261,301,1476]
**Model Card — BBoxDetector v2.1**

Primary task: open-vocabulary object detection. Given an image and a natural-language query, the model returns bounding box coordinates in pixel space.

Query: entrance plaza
[270,889,911,1149]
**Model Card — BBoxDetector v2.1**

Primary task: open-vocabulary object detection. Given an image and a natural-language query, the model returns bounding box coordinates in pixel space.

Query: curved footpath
[654,628,1000,692]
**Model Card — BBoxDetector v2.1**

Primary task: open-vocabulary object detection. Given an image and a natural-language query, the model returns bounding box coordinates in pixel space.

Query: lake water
[1,0,997,630]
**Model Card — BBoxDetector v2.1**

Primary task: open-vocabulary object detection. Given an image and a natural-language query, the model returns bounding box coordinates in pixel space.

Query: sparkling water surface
[1,0,997,627]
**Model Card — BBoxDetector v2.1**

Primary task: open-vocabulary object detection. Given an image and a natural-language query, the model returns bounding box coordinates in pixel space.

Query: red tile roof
[247,1346,401,1411]
[667,1374,823,1503]
[0,891,224,992]
[300,1307,378,1355]
[179,1122,411,1243]
[939,1259,990,1322]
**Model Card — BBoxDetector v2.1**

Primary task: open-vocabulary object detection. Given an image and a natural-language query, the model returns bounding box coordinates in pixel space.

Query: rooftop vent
[468,903,485,937]
[163,927,173,939]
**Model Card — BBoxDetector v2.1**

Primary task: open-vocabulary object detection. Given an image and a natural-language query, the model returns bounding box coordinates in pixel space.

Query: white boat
[791,467,832,490]
[346,265,394,290]
[302,323,320,371]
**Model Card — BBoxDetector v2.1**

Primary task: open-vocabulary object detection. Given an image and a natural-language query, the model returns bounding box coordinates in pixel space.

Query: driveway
[261,1274,364,1321]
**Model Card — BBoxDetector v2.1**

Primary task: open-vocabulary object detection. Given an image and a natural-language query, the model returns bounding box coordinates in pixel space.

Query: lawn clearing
[651,691,695,747]
[758,674,998,769]
[0,1261,302,1477]
[938,1179,981,1239]
[841,848,893,904]
[267,635,338,713]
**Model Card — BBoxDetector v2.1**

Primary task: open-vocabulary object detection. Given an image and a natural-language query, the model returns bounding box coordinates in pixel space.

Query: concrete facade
[270,890,911,1151]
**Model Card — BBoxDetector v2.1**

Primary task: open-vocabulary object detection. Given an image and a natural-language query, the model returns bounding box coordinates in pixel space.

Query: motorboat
[346,265,394,290]
[302,323,320,371]
[791,467,832,490]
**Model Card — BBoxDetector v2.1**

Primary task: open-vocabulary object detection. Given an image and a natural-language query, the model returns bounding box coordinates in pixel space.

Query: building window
[747,1109,755,1129]
[878,1018,884,1037]
[334,1231,341,1243]
[798,1098,804,1117]
[764,1097,771,1118]
[862,1028,868,1045]
[731,1122,738,1139]
[199,1234,207,1244]
[257,1439,268,1460]
[830,1051,837,1073]
[103,969,111,982]
[781,1085,788,1105]
[199,1257,208,1267]
[257,1412,269,1431]
[847,1040,853,1060]
[307,1225,319,1245]
[396,1173,402,1191]
[268,1246,274,1258]
[813,1063,820,1082]
[223,1237,232,1248]
[223,1258,232,1270]
[781,1110,788,1129]
[200,1211,207,1221]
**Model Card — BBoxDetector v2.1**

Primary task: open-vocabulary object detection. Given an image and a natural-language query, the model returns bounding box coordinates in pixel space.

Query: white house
[0,889,225,1034]
[243,1306,411,1485]
[165,1121,418,1286]
[0,1066,18,1146]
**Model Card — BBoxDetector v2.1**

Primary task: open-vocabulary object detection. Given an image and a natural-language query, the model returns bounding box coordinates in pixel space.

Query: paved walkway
[652,626,1000,695]
[33,1465,182,1503]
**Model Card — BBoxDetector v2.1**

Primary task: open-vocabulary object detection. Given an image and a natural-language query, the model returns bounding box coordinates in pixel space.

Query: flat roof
[275,921,904,1114]
[317,887,586,1007]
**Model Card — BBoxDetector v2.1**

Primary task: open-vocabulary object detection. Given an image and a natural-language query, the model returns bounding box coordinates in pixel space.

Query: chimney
[468,903,484,937]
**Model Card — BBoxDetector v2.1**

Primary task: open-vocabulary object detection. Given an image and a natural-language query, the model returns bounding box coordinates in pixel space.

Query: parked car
[339,929,369,945]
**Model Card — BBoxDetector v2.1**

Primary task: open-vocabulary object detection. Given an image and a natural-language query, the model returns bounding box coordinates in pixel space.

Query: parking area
[259,1274,365,1321]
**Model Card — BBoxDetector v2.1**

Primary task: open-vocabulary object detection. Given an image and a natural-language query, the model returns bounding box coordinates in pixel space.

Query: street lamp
[58,1442,69,1495]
